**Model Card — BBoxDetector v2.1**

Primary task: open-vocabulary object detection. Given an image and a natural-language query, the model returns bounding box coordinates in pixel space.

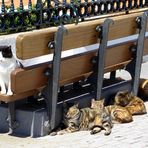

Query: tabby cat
[52,103,113,136]
[115,90,147,115]
[91,99,133,124]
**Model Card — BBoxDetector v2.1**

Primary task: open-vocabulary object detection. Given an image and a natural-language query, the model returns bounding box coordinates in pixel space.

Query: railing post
[1,0,5,13]
[10,0,15,12]
[28,0,32,10]
[19,0,24,11]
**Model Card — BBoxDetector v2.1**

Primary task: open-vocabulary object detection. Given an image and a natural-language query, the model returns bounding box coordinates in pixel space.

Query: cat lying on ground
[50,102,113,136]
[91,98,133,124]
[115,90,147,115]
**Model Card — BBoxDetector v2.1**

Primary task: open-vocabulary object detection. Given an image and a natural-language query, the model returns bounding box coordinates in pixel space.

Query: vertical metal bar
[36,0,43,26]
[132,12,148,95]
[20,0,24,11]
[110,71,116,80]
[55,0,59,6]
[7,102,19,134]
[28,0,32,10]
[10,0,15,12]
[47,0,51,7]
[63,0,67,4]
[95,19,114,100]
[1,0,5,13]
[43,25,67,131]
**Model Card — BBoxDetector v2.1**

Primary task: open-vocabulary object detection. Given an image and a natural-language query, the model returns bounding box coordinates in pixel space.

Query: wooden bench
[0,11,147,102]
[0,10,148,133]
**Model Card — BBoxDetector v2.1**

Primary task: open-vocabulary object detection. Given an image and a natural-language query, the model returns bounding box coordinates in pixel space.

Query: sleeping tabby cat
[115,90,147,115]
[91,99,133,124]
[52,103,113,136]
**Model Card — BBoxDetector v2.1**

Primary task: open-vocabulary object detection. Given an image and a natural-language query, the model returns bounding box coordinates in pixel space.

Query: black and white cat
[0,46,19,96]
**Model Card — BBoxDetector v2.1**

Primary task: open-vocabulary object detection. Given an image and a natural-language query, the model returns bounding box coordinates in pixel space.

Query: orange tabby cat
[91,99,133,124]
[115,90,147,115]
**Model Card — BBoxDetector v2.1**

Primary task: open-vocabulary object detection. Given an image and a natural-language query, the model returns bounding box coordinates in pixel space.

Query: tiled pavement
[0,102,148,148]
[38,101,148,148]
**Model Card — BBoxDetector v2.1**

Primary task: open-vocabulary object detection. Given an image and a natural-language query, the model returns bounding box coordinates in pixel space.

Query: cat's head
[64,103,80,119]
[114,90,133,106]
[0,46,12,61]
[91,98,105,110]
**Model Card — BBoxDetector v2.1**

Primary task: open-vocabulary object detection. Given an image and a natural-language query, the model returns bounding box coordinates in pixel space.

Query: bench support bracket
[95,19,114,100]
[7,102,19,134]
[42,25,67,132]
[126,12,148,95]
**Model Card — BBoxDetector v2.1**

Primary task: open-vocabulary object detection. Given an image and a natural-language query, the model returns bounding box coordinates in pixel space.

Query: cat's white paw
[6,91,13,96]
[57,130,66,135]
[0,90,6,95]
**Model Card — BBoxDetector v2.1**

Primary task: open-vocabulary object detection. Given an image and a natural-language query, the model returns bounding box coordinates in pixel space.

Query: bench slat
[0,90,37,103]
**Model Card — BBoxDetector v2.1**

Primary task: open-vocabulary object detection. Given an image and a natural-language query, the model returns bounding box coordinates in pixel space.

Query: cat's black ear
[7,46,12,52]
[8,46,11,49]
[2,46,12,58]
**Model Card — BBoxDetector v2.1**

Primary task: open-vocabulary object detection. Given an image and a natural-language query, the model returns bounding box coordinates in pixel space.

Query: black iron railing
[0,0,147,34]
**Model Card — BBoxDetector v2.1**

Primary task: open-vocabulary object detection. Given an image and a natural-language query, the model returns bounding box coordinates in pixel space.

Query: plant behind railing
[0,0,147,34]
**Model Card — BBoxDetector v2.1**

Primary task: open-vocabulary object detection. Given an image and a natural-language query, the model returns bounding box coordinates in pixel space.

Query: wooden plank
[11,66,48,94]
[144,38,148,55]
[16,11,148,60]
[0,90,37,103]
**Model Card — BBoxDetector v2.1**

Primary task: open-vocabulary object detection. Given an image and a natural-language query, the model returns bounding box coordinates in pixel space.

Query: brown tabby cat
[115,90,147,115]
[54,103,113,136]
[91,99,133,124]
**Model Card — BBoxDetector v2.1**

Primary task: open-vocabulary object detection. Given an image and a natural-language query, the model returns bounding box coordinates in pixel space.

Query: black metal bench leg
[126,12,148,95]
[43,25,67,132]
[110,71,116,80]
[95,19,114,100]
[7,102,19,134]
